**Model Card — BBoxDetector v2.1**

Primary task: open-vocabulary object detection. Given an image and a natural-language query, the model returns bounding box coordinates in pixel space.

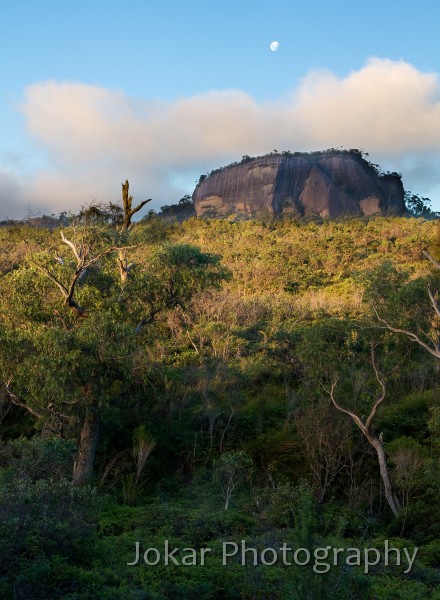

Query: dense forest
[1,186,440,599]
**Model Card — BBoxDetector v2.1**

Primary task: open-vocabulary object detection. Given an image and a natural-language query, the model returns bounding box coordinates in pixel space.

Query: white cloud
[291,58,440,153]
[2,57,440,218]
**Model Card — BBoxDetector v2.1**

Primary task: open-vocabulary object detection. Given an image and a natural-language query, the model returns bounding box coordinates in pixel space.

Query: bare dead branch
[34,263,69,299]
[4,382,43,419]
[36,231,122,316]
[219,405,235,454]
[127,199,151,222]
[186,329,200,355]
[423,250,440,270]
[61,230,82,261]
[121,180,151,230]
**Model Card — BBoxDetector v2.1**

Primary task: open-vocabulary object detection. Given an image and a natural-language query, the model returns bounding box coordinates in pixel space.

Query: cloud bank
[2,57,440,218]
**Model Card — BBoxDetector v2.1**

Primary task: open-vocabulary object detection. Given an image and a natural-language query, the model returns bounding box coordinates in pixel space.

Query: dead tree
[118,180,151,285]
[120,179,151,232]
[326,347,402,517]
[4,380,43,420]
[35,230,116,316]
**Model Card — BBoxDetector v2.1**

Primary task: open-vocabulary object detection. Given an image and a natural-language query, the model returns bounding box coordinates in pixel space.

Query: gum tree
[374,251,440,360]
[0,182,230,485]
[295,319,403,516]
[326,346,401,516]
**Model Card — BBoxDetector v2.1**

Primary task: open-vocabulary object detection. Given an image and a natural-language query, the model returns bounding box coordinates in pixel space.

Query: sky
[1,0,440,219]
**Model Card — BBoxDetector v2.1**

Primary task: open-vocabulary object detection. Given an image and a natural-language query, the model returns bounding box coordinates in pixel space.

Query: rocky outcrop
[193,151,405,218]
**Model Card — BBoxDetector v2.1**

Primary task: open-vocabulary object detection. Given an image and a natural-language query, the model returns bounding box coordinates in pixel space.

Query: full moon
[270,41,279,52]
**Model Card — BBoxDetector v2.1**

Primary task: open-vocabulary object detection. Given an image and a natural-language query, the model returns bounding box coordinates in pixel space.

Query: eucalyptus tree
[295,319,403,516]
[0,182,229,485]
[325,346,402,516]
[374,251,440,360]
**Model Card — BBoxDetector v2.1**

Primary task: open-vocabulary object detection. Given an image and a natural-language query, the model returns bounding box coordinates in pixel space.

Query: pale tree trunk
[370,437,401,517]
[118,248,133,286]
[121,180,151,231]
[117,180,151,295]
[328,347,402,517]
[225,486,232,511]
[73,406,100,485]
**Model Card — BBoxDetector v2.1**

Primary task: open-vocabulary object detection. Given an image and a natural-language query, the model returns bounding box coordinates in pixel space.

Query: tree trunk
[370,437,401,517]
[329,371,402,518]
[73,406,100,485]
[118,249,129,285]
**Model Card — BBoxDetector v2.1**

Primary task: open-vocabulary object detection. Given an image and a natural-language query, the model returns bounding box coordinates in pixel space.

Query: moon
[270,41,279,52]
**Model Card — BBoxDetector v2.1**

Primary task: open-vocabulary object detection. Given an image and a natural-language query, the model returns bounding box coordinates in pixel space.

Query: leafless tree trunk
[368,436,401,517]
[120,180,151,232]
[327,348,401,517]
[117,180,150,285]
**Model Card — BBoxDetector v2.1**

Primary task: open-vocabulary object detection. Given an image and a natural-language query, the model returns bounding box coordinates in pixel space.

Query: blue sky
[1,0,440,218]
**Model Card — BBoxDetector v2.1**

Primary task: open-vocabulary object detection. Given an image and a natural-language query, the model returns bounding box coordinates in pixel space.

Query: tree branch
[134,308,162,334]
[428,286,440,320]
[372,250,440,359]
[375,309,440,359]
[61,230,82,261]
[127,199,151,222]
[37,232,121,316]
[365,345,386,431]
[423,250,440,270]
[34,263,69,299]
[121,180,151,230]
[4,382,43,419]
[326,379,367,435]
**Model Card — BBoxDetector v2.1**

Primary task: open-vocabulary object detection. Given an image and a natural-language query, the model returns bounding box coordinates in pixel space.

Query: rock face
[193,151,406,218]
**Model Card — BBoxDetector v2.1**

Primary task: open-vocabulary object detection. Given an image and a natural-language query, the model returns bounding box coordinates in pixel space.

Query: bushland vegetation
[1,188,440,598]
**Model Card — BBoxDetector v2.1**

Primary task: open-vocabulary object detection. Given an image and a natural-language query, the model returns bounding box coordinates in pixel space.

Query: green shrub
[0,479,99,598]
[0,437,75,482]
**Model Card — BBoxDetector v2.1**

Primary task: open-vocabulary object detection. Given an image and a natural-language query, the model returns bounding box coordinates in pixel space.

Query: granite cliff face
[193,151,405,218]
